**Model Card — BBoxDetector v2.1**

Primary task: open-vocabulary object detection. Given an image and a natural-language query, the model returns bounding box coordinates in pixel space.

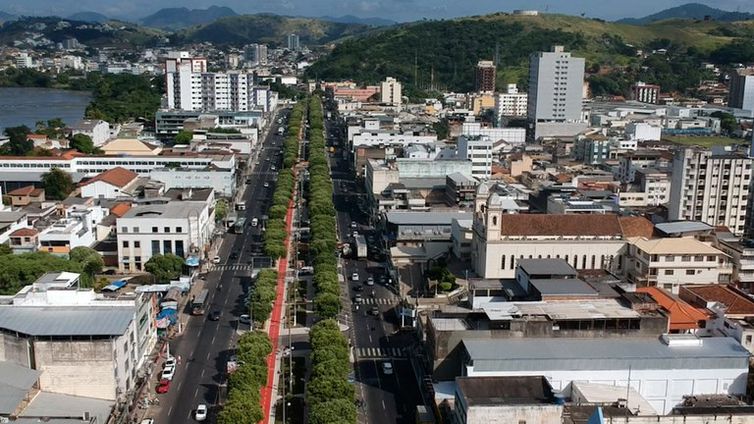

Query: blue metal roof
[101,279,127,292]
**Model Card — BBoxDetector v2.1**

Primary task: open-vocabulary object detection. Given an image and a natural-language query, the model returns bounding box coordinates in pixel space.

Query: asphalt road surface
[152,108,288,423]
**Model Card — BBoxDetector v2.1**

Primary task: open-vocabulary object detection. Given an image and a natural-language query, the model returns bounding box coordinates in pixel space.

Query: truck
[354,235,368,259]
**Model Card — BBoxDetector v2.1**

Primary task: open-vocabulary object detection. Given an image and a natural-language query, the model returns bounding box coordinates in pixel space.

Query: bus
[191,289,209,315]
[233,217,247,233]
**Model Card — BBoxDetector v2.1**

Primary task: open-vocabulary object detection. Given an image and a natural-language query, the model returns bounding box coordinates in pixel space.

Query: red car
[156,379,171,394]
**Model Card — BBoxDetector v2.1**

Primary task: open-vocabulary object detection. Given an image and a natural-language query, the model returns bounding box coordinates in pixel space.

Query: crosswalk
[354,298,394,305]
[208,264,268,272]
[355,347,406,358]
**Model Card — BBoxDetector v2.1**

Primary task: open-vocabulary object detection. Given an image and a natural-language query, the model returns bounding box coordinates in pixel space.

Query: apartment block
[632,81,661,104]
[475,60,496,93]
[625,237,732,293]
[728,68,754,113]
[457,135,493,179]
[380,77,402,106]
[494,84,528,120]
[668,148,752,236]
[116,200,215,272]
[527,45,585,138]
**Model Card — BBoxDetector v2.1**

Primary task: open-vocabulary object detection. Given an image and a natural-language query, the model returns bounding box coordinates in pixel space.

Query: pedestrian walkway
[355,297,394,305]
[355,347,407,358]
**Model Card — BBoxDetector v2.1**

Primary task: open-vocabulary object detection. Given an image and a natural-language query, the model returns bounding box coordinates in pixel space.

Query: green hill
[306,12,754,94]
[173,14,371,47]
[0,16,165,48]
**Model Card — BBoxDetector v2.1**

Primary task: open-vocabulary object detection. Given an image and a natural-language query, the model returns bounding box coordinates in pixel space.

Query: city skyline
[2,0,754,22]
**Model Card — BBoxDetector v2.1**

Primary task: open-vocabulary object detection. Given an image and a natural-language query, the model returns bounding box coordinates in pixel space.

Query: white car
[264,182,270,188]
[382,361,393,375]
[140,419,155,424]
[164,356,177,368]
[239,314,251,325]
[366,276,374,286]
[351,272,359,281]
[195,404,207,421]
[161,364,176,381]
[211,256,221,264]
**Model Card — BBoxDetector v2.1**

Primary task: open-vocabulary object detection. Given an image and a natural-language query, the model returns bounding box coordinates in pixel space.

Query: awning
[102,279,127,292]
[185,256,200,267]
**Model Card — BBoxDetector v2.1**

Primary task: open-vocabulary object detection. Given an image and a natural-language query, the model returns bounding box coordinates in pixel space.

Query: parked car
[351,272,359,281]
[382,361,394,375]
[239,314,251,324]
[161,365,176,381]
[209,310,221,321]
[195,404,208,421]
[264,182,270,188]
[156,380,171,394]
[164,356,177,368]
[140,419,155,424]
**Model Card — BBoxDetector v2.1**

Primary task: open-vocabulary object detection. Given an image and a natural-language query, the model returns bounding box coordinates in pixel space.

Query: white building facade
[457,135,493,179]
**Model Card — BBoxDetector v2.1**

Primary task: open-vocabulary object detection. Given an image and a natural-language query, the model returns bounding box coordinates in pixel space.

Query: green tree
[174,130,193,144]
[69,246,104,281]
[0,244,12,255]
[144,254,184,282]
[309,399,358,424]
[0,252,83,295]
[710,111,738,134]
[41,167,75,200]
[1,126,33,156]
[306,374,355,405]
[215,199,229,222]
[68,133,97,154]
[217,388,263,424]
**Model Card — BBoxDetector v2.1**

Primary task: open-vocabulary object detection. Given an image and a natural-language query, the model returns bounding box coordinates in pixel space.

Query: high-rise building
[287,33,300,51]
[669,147,753,236]
[632,81,661,104]
[165,53,259,112]
[729,69,754,114]
[380,77,402,106]
[14,52,33,68]
[475,60,496,93]
[527,46,585,138]
[244,43,268,66]
[494,83,528,122]
[457,135,493,179]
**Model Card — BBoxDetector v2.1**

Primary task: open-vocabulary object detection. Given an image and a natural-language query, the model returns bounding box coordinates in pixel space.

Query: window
[175,241,184,258]
[176,227,183,233]
[681,255,691,262]
[707,256,715,261]
[163,240,172,255]
[164,227,170,233]
[694,255,703,262]
[686,270,695,275]
[746,335,752,345]
[122,241,129,248]
[134,241,140,248]
[152,227,158,233]
[664,270,674,275]
[665,255,675,262]
[151,240,160,254]
[132,227,138,233]
[121,226,127,233]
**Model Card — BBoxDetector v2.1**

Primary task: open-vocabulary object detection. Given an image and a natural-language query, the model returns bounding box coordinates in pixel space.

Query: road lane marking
[168,406,173,416]
[206,351,211,360]
[382,400,386,409]
[201,369,205,378]
[212,333,217,345]
[194,387,199,398]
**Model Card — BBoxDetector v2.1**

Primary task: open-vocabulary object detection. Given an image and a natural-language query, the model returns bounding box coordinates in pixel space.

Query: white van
[251,218,259,227]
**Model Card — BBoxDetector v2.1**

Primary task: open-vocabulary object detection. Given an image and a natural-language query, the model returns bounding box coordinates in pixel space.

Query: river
[0,87,92,133]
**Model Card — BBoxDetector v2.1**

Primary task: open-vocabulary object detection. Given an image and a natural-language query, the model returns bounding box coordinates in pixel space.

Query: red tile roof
[79,167,138,188]
[636,287,709,331]
[680,284,754,317]
[619,216,655,239]
[8,185,43,197]
[499,214,624,237]
[10,228,38,237]
[110,202,132,218]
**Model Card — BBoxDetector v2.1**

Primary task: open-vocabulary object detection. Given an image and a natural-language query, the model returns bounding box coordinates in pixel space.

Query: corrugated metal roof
[0,306,134,336]
[0,362,41,414]
[463,337,750,372]
[655,221,713,235]
[518,259,577,276]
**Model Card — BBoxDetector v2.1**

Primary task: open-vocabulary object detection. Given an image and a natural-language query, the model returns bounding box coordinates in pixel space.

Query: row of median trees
[306,96,357,423]
[264,101,306,259]
[218,330,273,423]
[219,104,306,422]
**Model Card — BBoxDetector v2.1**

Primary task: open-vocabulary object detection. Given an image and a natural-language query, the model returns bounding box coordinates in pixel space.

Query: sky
[2,0,754,22]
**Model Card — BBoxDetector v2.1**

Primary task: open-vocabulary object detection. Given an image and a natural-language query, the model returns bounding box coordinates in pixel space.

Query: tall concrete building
[457,135,493,179]
[475,60,496,93]
[669,147,753,236]
[380,77,402,106]
[494,83,528,121]
[287,33,300,51]
[527,46,586,139]
[244,43,268,65]
[165,53,261,112]
[729,69,754,114]
[632,81,661,104]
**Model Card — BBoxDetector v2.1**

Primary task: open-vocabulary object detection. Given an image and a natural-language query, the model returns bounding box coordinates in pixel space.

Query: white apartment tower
[669,147,753,236]
[380,77,402,106]
[244,43,268,66]
[494,83,528,121]
[457,135,493,179]
[165,53,259,112]
[729,69,754,115]
[527,46,585,137]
